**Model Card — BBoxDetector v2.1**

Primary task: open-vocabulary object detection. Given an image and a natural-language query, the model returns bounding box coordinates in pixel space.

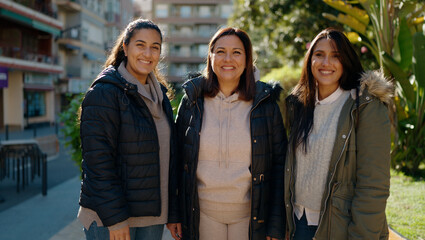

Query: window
[198,6,211,18]
[198,24,216,37]
[25,91,46,117]
[221,4,233,18]
[156,4,169,18]
[180,6,191,18]
[198,44,208,57]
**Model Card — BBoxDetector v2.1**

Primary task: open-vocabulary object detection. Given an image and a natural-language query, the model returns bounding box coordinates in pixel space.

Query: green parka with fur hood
[284,70,393,240]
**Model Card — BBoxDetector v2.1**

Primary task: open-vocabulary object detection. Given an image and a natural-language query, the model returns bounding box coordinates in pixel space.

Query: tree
[229,0,340,72]
[323,0,425,176]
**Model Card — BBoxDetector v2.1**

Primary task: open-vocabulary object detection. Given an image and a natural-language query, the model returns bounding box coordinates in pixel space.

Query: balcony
[155,0,231,4]
[0,55,63,74]
[56,25,81,50]
[56,0,81,12]
[0,0,62,34]
[0,24,62,74]
[105,12,120,23]
[9,0,57,18]
[56,0,82,12]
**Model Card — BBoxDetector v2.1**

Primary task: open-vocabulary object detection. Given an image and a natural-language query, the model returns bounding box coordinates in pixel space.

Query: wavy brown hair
[202,27,256,101]
[287,27,364,153]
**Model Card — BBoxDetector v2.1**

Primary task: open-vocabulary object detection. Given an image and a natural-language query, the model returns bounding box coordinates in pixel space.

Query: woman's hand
[166,223,182,240]
[266,237,280,240]
[109,225,130,240]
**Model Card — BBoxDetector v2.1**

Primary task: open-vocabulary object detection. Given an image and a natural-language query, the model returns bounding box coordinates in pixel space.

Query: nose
[322,55,330,66]
[143,48,152,57]
[224,52,231,61]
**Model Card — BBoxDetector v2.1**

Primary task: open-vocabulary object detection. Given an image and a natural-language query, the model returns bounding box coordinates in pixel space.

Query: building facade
[0,0,133,130]
[0,0,63,129]
[152,0,234,83]
[134,0,152,19]
[55,0,132,116]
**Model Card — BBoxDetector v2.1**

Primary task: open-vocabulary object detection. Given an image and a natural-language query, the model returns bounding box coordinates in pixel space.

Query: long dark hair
[287,27,364,153]
[103,18,167,86]
[202,27,256,101]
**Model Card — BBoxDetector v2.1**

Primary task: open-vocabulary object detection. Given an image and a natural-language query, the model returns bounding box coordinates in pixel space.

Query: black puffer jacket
[79,66,179,227]
[176,77,287,240]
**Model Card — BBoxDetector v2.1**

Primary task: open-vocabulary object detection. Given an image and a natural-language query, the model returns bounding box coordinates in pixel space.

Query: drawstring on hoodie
[218,93,235,168]
[226,104,231,168]
[219,98,223,168]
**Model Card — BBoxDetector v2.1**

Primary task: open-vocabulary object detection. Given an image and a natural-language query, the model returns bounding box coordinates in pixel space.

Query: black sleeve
[80,84,129,226]
[267,102,288,239]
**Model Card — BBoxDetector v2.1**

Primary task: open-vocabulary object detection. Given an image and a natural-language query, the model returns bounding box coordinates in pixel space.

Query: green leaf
[413,32,425,90]
[398,18,413,70]
[382,52,415,102]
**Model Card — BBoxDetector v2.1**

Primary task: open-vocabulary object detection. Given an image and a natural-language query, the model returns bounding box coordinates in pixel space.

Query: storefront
[23,72,55,127]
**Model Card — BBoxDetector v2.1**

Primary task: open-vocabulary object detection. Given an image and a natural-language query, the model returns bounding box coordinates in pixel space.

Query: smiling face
[311,38,343,99]
[123,28,161,84]
[211,35,246,89]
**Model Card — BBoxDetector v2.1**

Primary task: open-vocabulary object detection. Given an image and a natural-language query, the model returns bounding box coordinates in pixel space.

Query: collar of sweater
[117,62,163,105]
[315,87,344,105]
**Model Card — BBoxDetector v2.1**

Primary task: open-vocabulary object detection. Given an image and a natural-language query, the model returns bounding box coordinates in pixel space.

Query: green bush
[59,94,84,172]
[262,65,301,120]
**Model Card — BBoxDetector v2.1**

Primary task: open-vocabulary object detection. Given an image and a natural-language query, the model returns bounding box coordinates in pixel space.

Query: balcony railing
[11,0,57,18]
[60,25,81,40]
[0,47,59,65]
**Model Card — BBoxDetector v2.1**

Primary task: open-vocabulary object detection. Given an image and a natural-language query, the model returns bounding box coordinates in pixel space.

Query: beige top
[197,91,252,224]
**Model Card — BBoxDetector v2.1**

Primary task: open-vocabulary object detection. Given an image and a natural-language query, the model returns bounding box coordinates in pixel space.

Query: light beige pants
[199,211,250,240]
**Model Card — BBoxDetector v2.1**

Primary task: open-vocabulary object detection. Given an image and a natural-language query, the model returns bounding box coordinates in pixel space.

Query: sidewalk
[0,174,174,240]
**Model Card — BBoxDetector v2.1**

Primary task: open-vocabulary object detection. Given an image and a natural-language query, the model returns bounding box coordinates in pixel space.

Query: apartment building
[55,0,133,108]
[56,0,106,99]
[134,0,152,19]
[0,0,63,129]
[152,0,234,83]
[104,0,133,51]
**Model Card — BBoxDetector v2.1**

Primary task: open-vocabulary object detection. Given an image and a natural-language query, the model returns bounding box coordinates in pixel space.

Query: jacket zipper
[248,92,270,240]
[186,80,203,238]
[313,98,371,239]
[188,80,202,121]
[288,148,297,239]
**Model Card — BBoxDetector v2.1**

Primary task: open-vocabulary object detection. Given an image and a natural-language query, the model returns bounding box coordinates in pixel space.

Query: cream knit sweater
[294,88,349,225]
[197,91,253,224]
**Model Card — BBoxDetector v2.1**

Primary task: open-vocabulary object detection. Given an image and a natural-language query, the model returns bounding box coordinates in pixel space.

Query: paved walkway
[0,174,174,240]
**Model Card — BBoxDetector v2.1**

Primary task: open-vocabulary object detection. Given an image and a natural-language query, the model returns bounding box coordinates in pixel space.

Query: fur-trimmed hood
[356,70,394,105]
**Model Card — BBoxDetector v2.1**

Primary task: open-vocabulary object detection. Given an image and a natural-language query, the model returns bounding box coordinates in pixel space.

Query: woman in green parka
[284,28,393,239]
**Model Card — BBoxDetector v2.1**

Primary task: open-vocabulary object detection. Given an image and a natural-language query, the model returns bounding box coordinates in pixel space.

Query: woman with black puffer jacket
[78,18,180,240]
[174,27,287,240]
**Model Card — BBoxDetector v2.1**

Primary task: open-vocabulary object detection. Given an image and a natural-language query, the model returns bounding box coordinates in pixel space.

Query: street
[0,126,174,240]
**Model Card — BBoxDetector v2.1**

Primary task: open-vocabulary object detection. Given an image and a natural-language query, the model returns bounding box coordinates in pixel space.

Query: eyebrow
[215,47,244,51]
[313,49,339,53]
[135,39,161,46]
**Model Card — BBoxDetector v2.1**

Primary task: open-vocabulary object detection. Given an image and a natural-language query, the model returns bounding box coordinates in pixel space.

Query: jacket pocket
[252,173,269,224]
[329,182,353,239]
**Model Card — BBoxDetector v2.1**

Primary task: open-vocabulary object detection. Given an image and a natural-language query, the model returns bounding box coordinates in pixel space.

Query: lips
[319,70,334,75]
[139,59,151,64]
[222,66,235,70]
